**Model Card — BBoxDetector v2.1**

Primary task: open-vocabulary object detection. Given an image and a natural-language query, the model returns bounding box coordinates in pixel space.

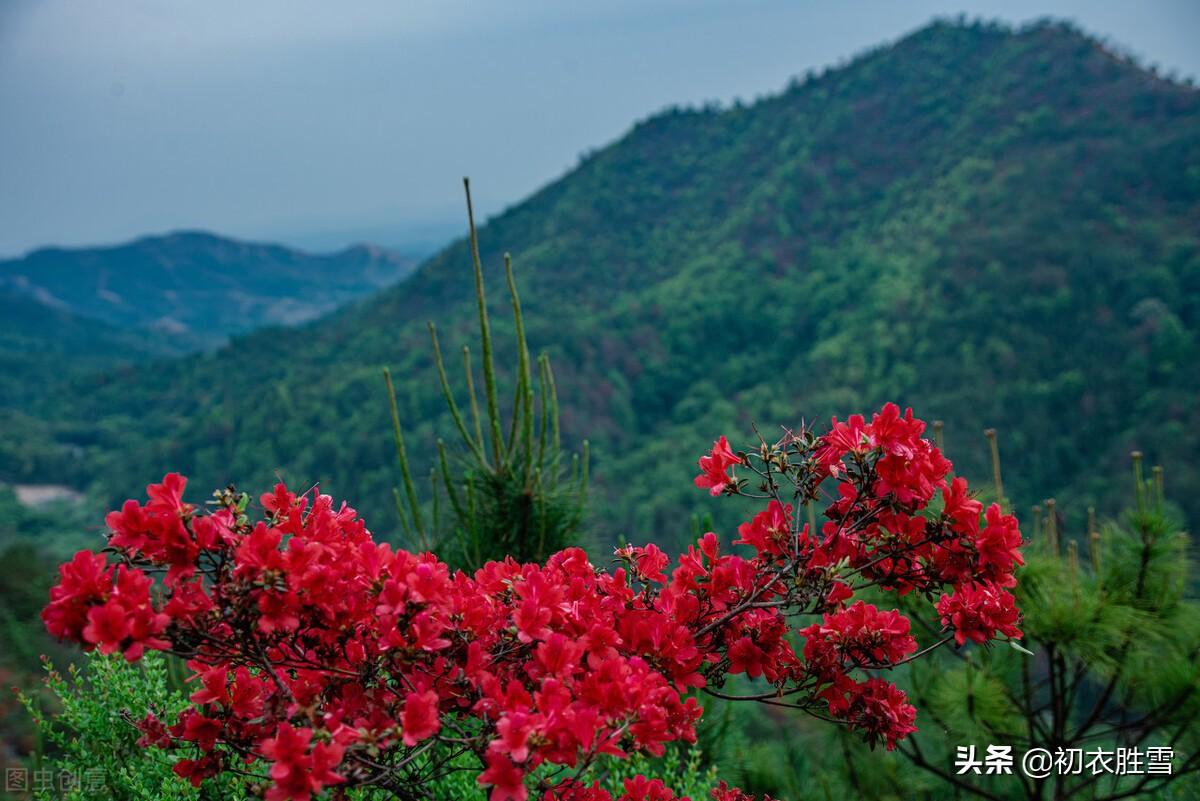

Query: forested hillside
[6,19,1198,551]
[0,288,181,409]
[0,232,417,349]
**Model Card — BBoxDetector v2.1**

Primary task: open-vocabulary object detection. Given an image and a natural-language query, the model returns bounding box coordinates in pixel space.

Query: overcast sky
[1,1,1197,258]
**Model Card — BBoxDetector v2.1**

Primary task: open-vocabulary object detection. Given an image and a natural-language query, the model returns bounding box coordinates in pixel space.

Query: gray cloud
[2,0,1197,256]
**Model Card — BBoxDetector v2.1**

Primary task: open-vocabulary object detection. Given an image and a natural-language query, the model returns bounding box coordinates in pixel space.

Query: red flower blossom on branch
[936,581,1023,646]
[43,403,1022,800]
[693,436,740,495]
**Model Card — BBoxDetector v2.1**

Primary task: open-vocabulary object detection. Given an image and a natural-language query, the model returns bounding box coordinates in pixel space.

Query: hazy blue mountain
[0,232,418,348]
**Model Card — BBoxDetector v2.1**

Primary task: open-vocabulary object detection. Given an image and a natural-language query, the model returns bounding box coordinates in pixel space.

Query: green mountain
[0,288,175,405]
[8,19,1200,549]
[0,287,178,491]
[0,232,418,348]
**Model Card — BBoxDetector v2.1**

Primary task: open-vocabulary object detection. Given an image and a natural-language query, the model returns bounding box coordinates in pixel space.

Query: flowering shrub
[18,652,254,801]
[42,403,1022,801]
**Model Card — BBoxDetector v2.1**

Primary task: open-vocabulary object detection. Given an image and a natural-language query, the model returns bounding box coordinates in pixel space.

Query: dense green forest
[0,289,176,409]
[2,19,1198,558]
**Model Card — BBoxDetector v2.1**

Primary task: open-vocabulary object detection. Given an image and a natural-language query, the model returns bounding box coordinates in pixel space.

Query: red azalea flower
[845,677,917,750]
[694,436,739,495]
[40,403,1024,800]
[480,751,528,801]
[711,782,777,801]
[974,504,1025,584]
[814,413,871,474]
[937,581,1023,646]
[178,711,224,752]
[734,500,792,557]
[941,476,982,537]
[82,600,129,655]
[172,755,220,788]
[146,472,190,515]
[727,636,769,679]
[400,690,441,746]
[42,550,112,642]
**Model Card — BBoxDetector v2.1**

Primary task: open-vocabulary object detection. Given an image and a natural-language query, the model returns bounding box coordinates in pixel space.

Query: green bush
[18,652,248,800]
[19,652,717,801]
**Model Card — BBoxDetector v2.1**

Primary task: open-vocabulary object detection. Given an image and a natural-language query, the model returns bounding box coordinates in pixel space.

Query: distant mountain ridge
[6,19,1199,546]
[0,231,419,348]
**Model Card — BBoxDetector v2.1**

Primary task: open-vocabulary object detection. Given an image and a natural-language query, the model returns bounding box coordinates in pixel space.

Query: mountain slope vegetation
[7,19,1199,550]
[0,288,180,408]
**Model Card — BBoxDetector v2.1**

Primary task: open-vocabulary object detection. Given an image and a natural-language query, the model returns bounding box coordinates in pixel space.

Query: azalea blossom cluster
[688,403,1023,748]
[43,403,1022,801]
